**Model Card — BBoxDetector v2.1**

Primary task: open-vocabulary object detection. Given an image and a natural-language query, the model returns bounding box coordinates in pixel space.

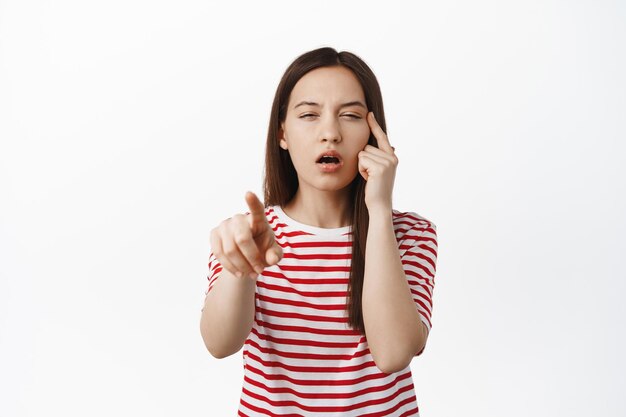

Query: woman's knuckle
[232,213,246,223]
[223,243,236,256]
[233,231,249,244]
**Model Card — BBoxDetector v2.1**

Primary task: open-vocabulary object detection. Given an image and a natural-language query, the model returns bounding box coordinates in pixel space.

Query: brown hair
[262,46,387,336]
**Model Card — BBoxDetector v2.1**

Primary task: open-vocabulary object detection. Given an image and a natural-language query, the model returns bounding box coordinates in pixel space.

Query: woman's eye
[299,114,361,119]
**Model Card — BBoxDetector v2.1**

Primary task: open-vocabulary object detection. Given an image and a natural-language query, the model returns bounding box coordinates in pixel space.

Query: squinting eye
[299,114,361,119]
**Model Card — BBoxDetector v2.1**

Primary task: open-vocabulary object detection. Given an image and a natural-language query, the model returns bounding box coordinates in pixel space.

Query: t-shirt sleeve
[200,250,223,312]
[399,221,438,356]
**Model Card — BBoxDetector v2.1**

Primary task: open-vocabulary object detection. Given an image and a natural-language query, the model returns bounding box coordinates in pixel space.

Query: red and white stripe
[204,205,438,416]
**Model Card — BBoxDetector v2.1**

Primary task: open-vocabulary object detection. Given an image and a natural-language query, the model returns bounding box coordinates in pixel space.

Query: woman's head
[263,46,387,208]
[263,47,387,335]
[278,66,371,196]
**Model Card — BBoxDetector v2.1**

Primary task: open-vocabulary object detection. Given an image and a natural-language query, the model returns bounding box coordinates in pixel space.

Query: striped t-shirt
[203,205,438,416]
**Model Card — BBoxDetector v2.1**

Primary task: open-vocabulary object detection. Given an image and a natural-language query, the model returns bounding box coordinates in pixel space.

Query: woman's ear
[278,124,288,150]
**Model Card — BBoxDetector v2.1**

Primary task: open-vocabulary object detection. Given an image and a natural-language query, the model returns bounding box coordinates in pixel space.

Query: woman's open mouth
[316,152,343,173]
[316,158,343,173]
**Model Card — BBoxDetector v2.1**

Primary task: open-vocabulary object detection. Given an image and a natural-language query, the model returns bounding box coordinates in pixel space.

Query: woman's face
[279,66,371,193]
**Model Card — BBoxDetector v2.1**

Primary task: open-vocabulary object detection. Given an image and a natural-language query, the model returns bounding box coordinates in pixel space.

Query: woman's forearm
[361,208,426,373]
[199,269,257,359]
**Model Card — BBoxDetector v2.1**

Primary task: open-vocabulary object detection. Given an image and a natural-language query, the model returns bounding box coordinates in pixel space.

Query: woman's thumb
[265,244,283,265]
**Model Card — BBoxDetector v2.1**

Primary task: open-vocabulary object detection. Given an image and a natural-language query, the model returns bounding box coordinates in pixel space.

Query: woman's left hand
[358,112,398,213]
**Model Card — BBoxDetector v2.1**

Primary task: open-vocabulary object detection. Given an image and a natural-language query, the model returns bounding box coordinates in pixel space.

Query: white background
[1,1,625,416]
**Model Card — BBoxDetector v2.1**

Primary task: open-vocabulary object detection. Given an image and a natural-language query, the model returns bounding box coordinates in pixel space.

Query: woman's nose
[319,117,341,143]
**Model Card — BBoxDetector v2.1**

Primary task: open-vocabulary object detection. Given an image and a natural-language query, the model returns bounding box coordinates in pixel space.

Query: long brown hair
[263,47,387,336]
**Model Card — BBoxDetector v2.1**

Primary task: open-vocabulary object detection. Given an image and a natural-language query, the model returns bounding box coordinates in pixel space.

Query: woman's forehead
[289,67,365,108]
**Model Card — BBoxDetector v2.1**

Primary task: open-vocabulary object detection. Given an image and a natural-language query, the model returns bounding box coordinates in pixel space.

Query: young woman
[200,47,438,416]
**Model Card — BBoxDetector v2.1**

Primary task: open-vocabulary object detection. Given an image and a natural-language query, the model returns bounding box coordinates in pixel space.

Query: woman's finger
[209,231,240,279]
[230,214,266,276]
[358,154,375,180]
[367,112,394,154]
[217,217,258,277]
[244,191,269,235]
[363,144,397,163]
[232,223,266,276]
[266,240,284,265]
[221,234,259,278]
[359,150,394,166]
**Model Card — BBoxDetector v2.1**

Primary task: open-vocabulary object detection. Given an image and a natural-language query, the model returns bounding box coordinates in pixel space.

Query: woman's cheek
[354,123,371,142]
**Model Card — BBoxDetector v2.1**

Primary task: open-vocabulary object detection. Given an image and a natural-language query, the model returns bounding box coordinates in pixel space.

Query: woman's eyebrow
[294,100,367,109]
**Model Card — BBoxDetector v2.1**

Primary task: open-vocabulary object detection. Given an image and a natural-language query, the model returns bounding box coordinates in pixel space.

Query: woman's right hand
[209,191,284,280]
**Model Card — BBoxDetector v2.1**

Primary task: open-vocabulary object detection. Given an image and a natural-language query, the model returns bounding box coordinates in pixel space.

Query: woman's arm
[361,208,428,374]
[199,268,257,359]
[200,192,282,359]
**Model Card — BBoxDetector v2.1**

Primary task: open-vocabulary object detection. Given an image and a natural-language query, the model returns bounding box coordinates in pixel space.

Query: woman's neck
[282,188,352,229]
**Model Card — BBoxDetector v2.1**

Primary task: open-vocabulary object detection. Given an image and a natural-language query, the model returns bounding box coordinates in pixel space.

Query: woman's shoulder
[391,208,437,240]
[263,205,280,222]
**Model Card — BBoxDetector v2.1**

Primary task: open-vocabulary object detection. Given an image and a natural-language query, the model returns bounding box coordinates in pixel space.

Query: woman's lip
[316,150,343,163]
[316,160,343,173]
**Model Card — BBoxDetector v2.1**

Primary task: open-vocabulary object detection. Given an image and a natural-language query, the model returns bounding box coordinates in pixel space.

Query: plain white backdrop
[1,0,625,416]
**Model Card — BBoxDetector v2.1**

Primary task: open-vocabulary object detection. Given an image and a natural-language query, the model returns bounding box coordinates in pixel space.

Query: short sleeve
[207,249,224,294]
[399,222,438,356]
[200,250,223,312]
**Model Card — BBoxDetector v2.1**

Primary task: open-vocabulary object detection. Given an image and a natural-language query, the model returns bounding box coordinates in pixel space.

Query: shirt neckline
[271,205,352,237]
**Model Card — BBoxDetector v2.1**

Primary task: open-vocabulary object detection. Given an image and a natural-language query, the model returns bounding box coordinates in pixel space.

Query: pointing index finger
[368,112,394,154]
[245,191,268,226]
